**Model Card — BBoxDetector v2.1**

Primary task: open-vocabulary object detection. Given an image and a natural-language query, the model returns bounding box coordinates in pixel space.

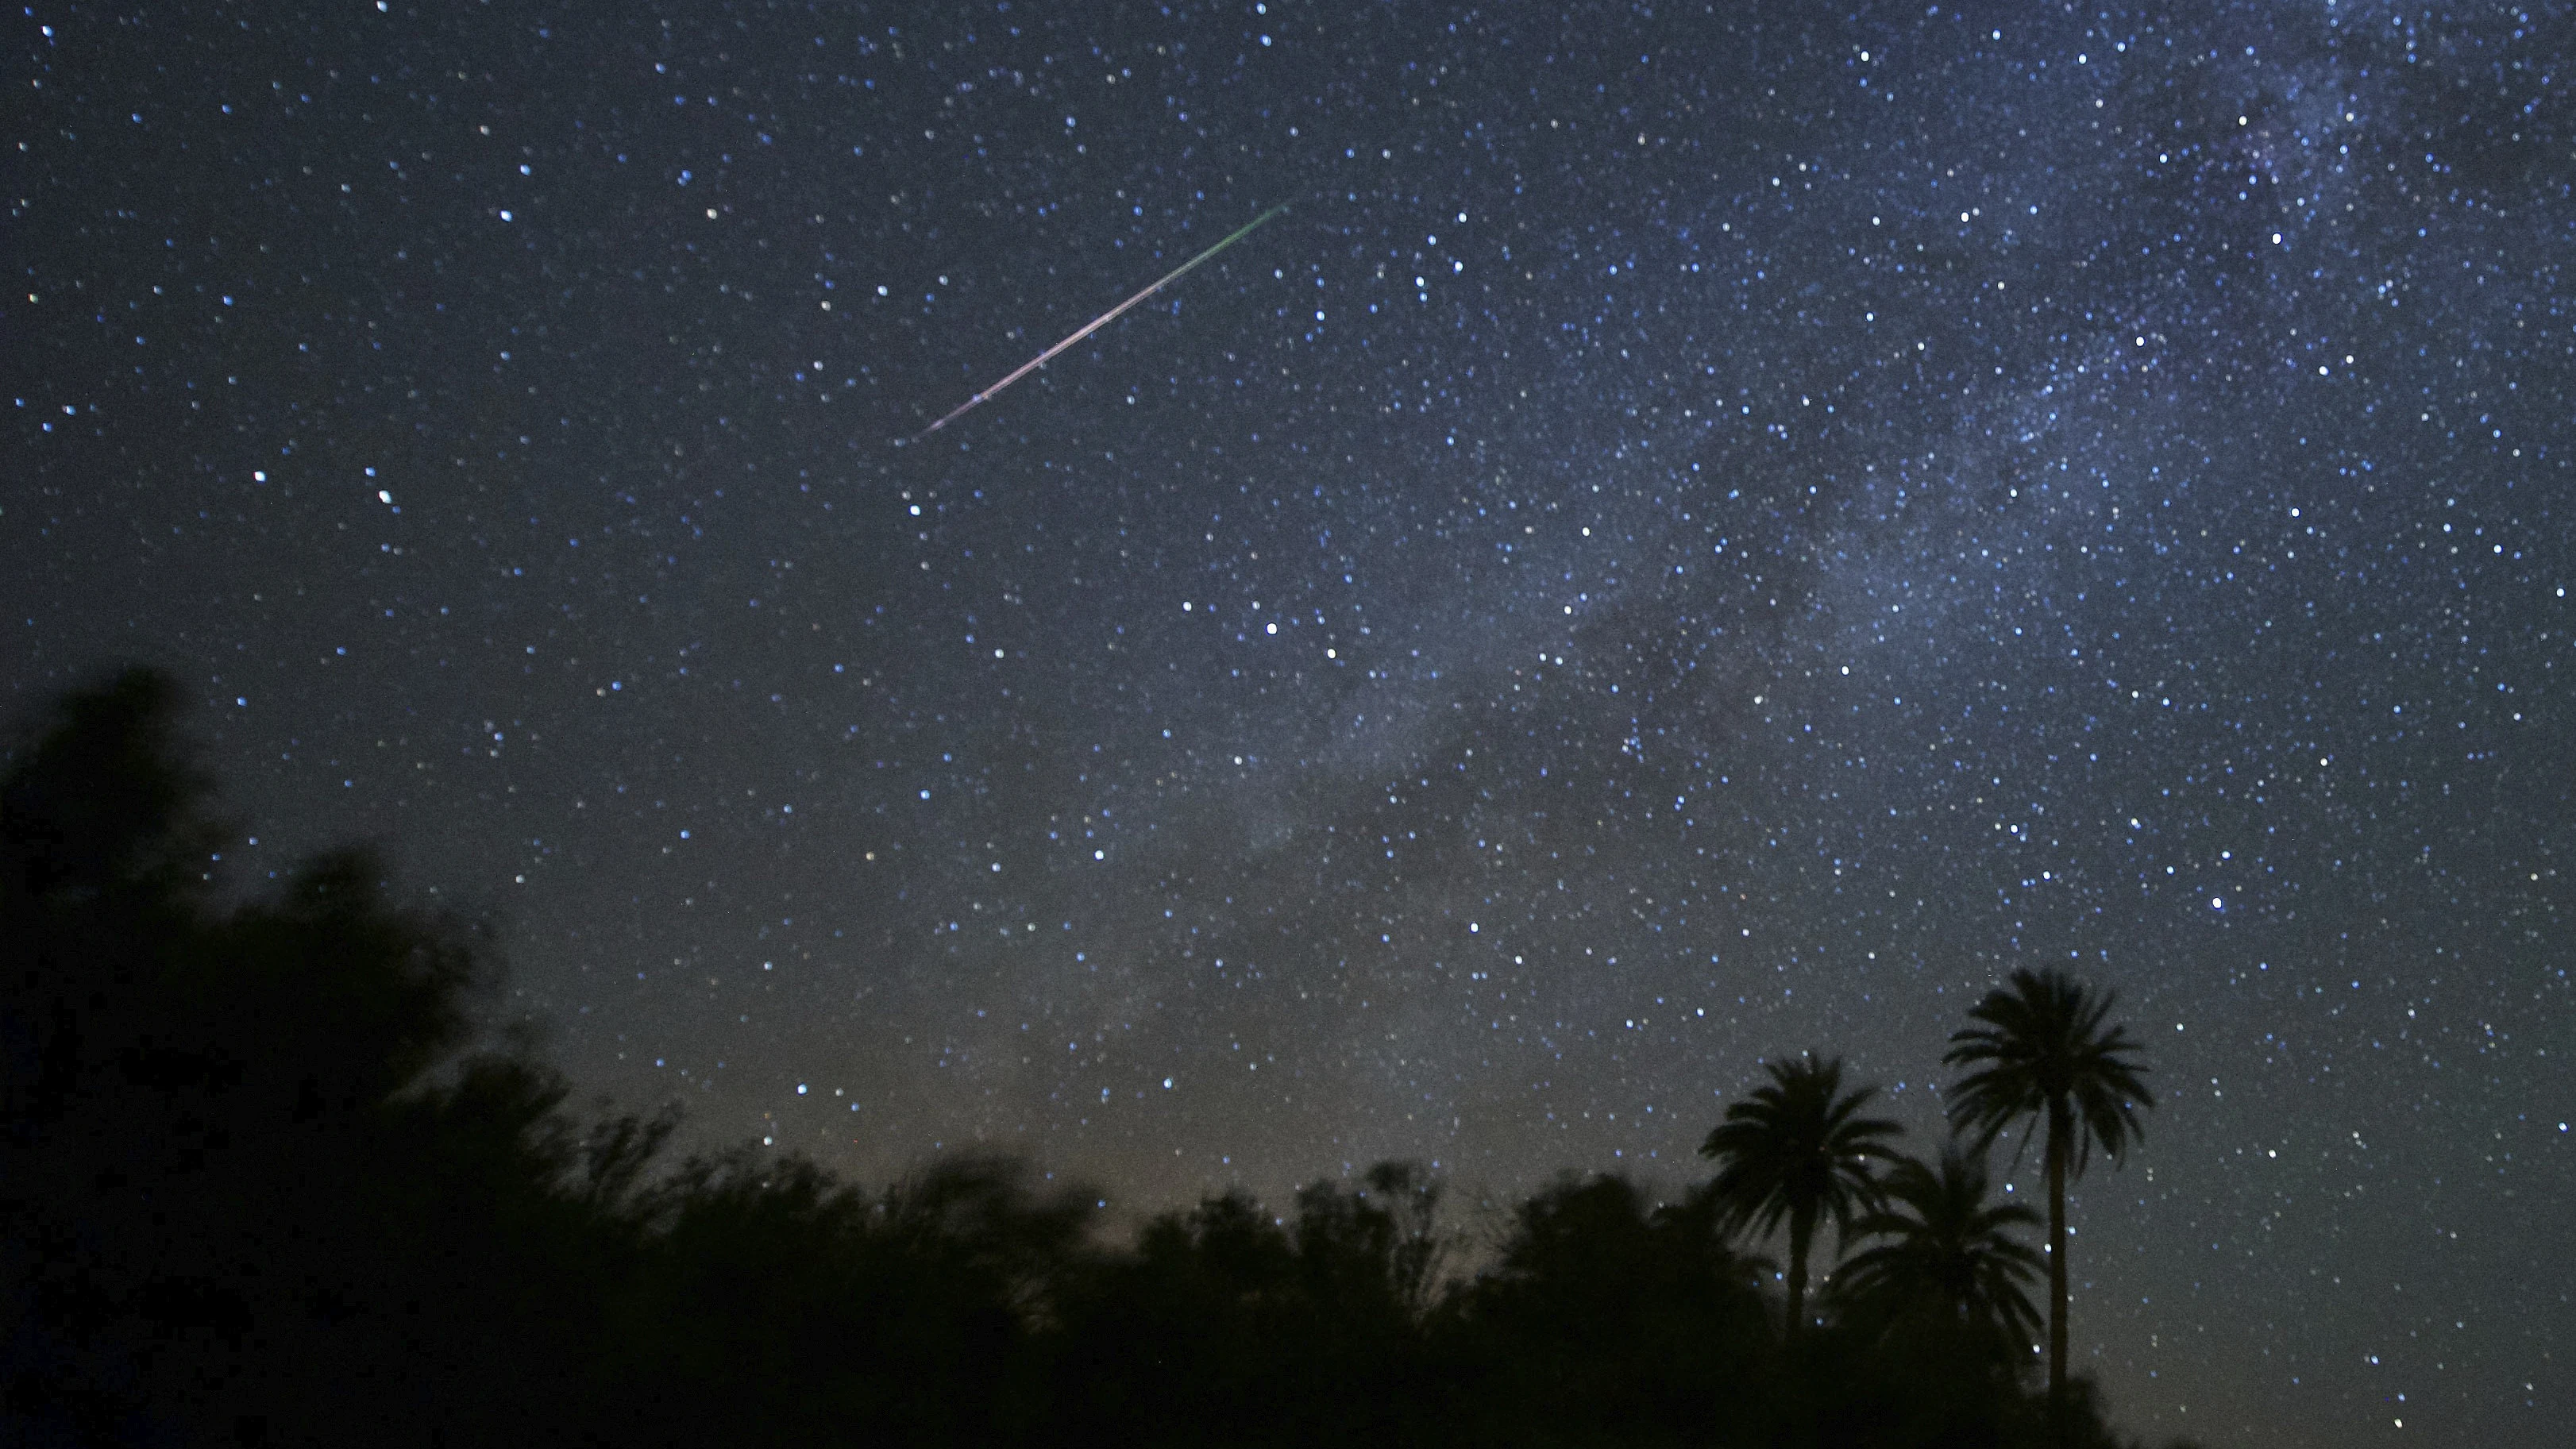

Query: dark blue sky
[11,2,2571,1442]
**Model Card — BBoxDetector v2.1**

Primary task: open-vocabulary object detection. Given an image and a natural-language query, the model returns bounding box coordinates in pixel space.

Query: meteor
[906,203,1290,444]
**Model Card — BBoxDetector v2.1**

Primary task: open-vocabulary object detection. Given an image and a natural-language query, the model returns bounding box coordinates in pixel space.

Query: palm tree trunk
[2046,1097,2071,1442]
[1786,1205,1813,1339]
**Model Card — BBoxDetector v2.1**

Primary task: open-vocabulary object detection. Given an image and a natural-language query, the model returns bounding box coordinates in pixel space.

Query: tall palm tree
[1836,1144,2043,1358]
[1944,968,2152,1433]
[1698,1054,1901,1337]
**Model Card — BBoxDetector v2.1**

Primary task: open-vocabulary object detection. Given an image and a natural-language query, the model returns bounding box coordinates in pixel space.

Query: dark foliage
[1440,1174,1775,1447]
[1696,1054,1903,1339]
[1945,967,2156,1432]
[1,671,2190,1449]
[1835,1146,2045,1355]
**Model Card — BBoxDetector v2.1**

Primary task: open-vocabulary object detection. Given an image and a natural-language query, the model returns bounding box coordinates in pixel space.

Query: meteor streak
[907,204,1290,443]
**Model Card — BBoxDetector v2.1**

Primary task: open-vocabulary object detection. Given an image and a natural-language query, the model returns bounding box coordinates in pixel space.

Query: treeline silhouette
[2,671,2196,1448]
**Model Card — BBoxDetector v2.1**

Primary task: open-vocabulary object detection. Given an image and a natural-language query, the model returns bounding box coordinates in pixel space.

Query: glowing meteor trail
[908,204,1290,443]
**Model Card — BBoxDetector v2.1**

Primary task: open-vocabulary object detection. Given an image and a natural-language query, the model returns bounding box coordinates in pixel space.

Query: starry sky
[11,1,2574,1440]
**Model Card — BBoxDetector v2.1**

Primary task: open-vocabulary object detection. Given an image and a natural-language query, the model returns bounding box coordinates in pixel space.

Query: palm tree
[1836,1144,2043,1358]
[1697,1054,1901,1337]
[1945,967,2152,1433]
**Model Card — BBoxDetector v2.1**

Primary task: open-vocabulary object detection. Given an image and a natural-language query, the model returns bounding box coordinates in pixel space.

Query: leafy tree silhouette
[1295,1160,1452,1324]
[603,1150,1091,1447]
[1444,1173,1772,1448]
[0,669,530,1443]
[1697,1054,1901,1338]
[1051,1165,1456,1449]
[1945,968,2153,1440]
[0,669,1106,1447]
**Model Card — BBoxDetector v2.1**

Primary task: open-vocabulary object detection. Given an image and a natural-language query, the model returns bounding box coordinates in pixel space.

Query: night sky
[11,1,2574,1440]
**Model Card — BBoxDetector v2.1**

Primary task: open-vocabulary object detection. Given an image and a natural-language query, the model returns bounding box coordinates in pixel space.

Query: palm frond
[1941,967,2152,1180]
[1837,1144,2044,1351]
[1697,1054,1901,1245]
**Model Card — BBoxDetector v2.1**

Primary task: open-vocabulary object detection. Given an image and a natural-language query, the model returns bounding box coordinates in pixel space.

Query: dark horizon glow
[10,3,2569,1445]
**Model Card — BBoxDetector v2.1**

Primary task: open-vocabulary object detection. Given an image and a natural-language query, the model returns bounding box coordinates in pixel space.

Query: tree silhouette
[1447,1173,1772,1447]
[1837,1144,2043,1359]
[0,670,523,1443]
[2,672,2196,1447]
[1292,1161,1453,1326]
[1053,1172,1458,1449]
[1698,1054,1901,1337]
[1945,968,2153,1437]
